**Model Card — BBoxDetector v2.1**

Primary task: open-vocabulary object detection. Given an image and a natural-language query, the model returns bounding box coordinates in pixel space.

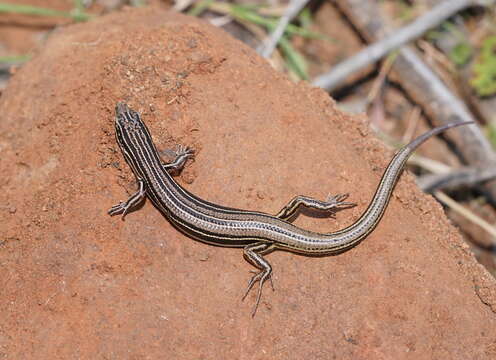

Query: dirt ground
[1,7,496,359]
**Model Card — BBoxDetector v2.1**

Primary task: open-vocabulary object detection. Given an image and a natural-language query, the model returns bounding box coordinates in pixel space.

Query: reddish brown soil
[1,7,496,359]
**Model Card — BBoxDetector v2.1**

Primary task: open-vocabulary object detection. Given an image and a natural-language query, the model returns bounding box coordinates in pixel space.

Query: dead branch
[319,0,496,201]
[312,0,495,91]
[418,167,496,192]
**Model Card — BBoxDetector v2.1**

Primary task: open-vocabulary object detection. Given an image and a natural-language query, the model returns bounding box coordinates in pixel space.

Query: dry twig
[320,0,496,202]
[434,191,496,244]
[417,166,496,192]
[312,0,495,91]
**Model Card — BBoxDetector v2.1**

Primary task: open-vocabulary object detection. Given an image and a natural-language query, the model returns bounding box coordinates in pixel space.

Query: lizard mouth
[115,101,130,116]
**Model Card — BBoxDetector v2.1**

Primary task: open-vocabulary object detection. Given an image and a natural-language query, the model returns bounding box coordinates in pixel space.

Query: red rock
[1,7,495,359]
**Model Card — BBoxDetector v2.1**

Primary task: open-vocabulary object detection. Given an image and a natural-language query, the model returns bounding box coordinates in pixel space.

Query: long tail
[317,120,474,254]
[405,121,473,152]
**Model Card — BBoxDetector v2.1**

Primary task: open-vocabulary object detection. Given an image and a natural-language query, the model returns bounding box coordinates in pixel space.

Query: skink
[109,102,471,315]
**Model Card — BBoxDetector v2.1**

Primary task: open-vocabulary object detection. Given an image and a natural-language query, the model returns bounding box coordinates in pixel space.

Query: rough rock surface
[1,8,496,359]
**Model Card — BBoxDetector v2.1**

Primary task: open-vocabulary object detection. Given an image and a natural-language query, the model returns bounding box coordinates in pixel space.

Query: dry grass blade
[434,191,496,244]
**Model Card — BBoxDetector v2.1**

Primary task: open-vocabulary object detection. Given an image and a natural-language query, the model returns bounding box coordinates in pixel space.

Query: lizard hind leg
[275,193,356,222]
[242,242,276,317]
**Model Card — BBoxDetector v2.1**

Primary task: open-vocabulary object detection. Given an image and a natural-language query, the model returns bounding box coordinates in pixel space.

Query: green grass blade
[279,37,309,80]
[188,0,214,16]
[230,4,325,40]
[0,2,92,21]
[0,54,30,63]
